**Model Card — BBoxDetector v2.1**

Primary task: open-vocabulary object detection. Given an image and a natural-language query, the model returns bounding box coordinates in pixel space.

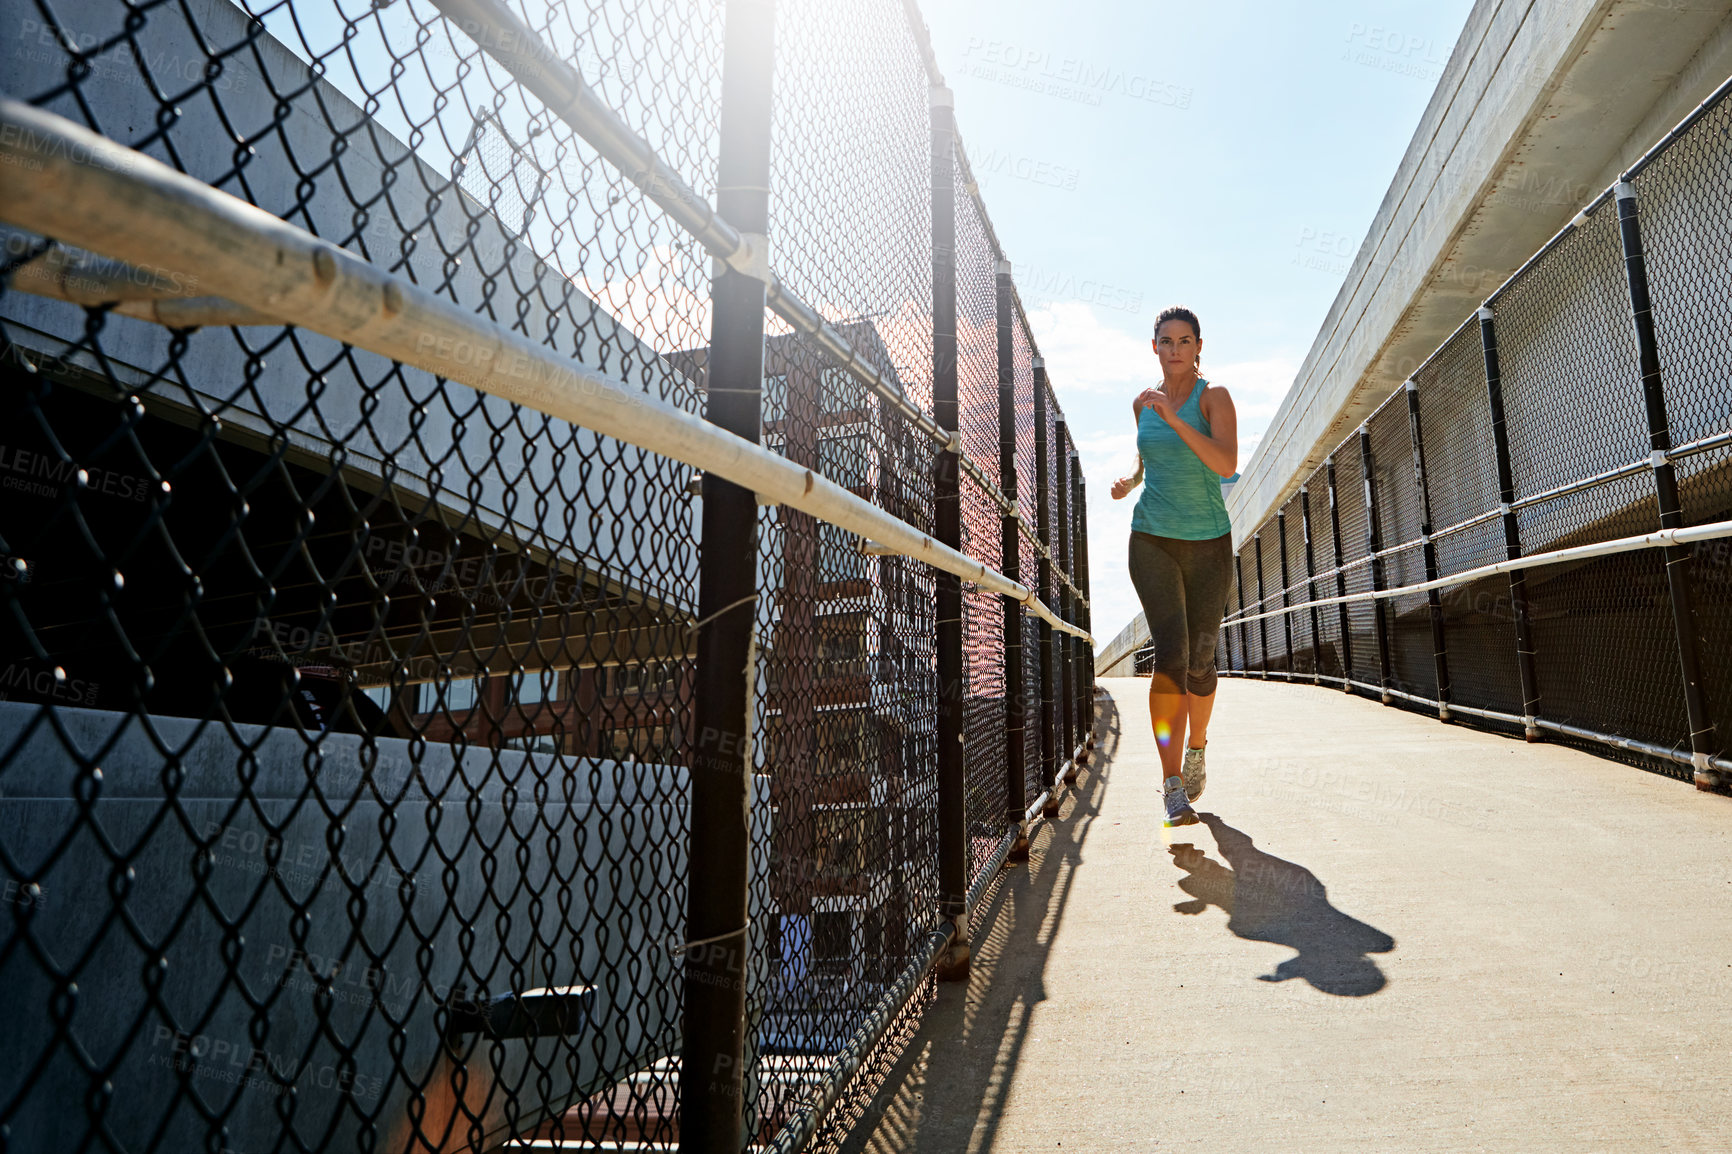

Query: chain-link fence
[1217,74,1732,791]
[0,0,1098,1149]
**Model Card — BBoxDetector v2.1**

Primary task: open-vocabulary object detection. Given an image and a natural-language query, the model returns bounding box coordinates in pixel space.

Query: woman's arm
[1113,391,1155,499]
[1110,455,1143,500]
[1161,385,1238,477]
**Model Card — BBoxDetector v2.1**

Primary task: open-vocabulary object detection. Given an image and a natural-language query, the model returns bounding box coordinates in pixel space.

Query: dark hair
[1153,305,1201,342]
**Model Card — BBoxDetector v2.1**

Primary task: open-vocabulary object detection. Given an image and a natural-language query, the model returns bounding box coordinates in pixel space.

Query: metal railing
[0,0,1096,1150]
[1217,72,1732,792]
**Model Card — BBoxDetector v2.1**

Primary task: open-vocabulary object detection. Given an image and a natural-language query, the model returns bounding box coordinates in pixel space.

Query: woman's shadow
[1169,813,1394,996]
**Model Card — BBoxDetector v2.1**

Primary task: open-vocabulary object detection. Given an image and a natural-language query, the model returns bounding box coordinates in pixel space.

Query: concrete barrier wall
[0,701,773,1152]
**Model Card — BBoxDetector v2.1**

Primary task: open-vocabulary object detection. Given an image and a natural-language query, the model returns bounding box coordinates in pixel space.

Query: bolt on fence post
[1056,424,1077,783]
[1252,532,1269,679]
[1404,379,1453,721]
[1276,509,1294,676]
[1358,427,1395,704]
[1034,363,1059,819]
[930,82,969,981]
[1326,455,1355,691]
[683,0,775,1145]
[1613,180,1720,789]
[1478,305,1542,740]
[996,260,1029,859]
[1300,487,1323,686]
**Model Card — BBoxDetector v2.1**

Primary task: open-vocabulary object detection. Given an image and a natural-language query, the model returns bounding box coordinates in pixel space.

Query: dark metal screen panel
[1627,96,1732,756]
[1279,493,1312,675]
[1414,325,1523,716]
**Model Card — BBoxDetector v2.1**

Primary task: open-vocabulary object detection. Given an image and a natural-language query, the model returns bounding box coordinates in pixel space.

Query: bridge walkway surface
[844,678,1732,1153]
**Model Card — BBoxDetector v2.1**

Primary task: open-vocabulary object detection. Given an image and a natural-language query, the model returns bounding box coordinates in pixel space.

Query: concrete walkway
[845,677,1732,1153]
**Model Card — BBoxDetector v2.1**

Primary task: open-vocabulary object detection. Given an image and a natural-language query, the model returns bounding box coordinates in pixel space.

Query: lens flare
[1154,720,1172,747]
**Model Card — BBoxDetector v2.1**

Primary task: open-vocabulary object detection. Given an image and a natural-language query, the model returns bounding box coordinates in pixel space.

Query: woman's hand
[1136,386,1176,427]
[1111,475,1138,500]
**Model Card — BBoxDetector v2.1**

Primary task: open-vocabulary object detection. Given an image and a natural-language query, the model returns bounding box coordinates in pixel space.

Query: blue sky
[920,0,1476,649]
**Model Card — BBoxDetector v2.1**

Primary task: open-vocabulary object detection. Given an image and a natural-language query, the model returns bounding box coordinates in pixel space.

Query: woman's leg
[1128,533,1190,781]
[1149,690,1189,780]
[1187,688,1215,749]
[1179,532,1237,750]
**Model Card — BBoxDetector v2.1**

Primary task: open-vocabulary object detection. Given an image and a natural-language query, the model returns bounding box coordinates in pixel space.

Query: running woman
[1110,306,1238,827]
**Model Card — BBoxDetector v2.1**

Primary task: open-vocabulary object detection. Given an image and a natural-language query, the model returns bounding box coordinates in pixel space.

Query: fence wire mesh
[956,179,1005,891]
[0,0,1094,1149]
[1013,316,1042,811]
[1218,76,1732,782]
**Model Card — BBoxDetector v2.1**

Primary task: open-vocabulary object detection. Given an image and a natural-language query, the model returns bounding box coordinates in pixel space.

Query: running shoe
[1182,744,1207,802]
[1164,775,1199,827]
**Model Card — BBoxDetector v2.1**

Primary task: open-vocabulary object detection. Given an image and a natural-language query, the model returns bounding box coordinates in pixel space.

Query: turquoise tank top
[1131,378,1233,540]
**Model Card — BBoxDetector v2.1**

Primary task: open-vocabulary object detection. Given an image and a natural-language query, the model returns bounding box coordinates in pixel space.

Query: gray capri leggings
[1128,530,1235,696]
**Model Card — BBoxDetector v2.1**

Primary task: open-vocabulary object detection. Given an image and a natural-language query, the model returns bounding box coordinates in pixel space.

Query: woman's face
[1152,320,1201,375]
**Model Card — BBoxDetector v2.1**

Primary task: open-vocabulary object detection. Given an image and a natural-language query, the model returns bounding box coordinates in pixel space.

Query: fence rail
[1216,72,1732,792]
[0,0,1095,1150]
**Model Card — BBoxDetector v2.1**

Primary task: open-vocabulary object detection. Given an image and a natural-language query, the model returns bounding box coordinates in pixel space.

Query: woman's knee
[1150,670,1186,695]
[1151,650,1188,695]
[1188,631,1220,691]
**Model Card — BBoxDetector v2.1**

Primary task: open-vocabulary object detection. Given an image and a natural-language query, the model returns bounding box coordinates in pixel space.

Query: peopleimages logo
[1015,262,1144,315]
[971,147,1081,193]
[0,443,154,503]
[0,663,100,707]
[959,38,1193,110]
[1341,22,1448,83]
[149,1025,385,1101]
[15,18,252,94]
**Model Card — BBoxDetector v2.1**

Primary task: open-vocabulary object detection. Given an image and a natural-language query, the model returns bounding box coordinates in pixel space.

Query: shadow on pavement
[838,689,1121,1154]
[1168,813,1395,996]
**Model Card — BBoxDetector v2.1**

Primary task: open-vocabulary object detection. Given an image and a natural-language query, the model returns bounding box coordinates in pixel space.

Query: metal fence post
[1252,533,1269,679]
[1326,456,1354,692]
[930,82,970,980]
[1477,306,1543,740]
[1276,509,1294,676]
[1072,466,1091,758]
[1613,180,1720,789]
[684,0,775,1144]
[996,260,1029,858]
[1229,552,1246,673]
[1034,364,1059,818]
[1056,423,1077,783]
[1075,474,1094,752]
[1358,427,1395,704]
[1221,554,1238,673]
[1405,379,1453,720]
[1300,486,1323,685]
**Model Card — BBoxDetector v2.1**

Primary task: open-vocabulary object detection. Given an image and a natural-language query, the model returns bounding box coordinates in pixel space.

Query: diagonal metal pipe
[426,0,1087,610]
[0,98,1091,645]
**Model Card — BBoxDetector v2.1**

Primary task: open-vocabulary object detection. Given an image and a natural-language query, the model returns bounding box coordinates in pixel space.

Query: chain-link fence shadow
[834,687,1114,1154]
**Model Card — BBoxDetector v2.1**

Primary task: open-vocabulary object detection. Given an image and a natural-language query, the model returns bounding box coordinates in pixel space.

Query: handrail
[0,98,1092,645]
[1221,517,1732,628]
[1227,423,1732,619]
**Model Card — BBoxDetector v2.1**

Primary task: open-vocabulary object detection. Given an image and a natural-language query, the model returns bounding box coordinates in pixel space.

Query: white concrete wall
[1096,612,1151,676]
